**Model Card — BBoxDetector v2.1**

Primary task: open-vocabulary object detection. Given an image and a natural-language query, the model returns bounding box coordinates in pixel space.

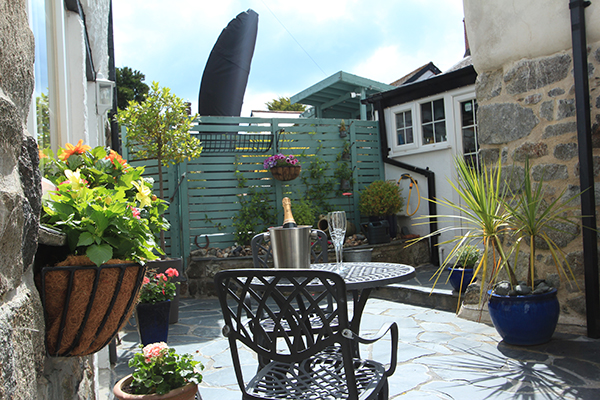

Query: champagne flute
[327,211,347,274]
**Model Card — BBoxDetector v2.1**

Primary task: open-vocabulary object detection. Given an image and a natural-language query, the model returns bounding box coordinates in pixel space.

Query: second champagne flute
[327,211,346,274]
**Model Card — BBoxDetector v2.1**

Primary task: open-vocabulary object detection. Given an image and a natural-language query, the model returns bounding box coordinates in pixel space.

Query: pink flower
[143,277,150,285]
[131,207,141,219]
[165,268,179,278]
[156,273,167,281]
[143,342,168,363]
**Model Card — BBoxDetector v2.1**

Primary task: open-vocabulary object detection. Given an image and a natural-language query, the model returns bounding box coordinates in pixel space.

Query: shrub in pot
[358,180,403,239]
[445,245,480,293]
[410,157,581,345]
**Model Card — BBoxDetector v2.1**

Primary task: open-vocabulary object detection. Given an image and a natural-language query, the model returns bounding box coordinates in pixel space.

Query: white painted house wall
[383,83,476,263]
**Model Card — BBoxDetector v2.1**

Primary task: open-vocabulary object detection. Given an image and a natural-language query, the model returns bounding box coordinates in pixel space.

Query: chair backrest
[214,269,354,378]
[250,229,328,268]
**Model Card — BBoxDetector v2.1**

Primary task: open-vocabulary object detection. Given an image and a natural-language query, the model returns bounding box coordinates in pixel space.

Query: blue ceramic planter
[135,300,171,346]
[487,288,559,346]
[446,267,475,293]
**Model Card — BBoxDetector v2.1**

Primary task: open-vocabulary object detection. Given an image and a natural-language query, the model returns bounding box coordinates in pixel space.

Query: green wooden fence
[122,116,383,267]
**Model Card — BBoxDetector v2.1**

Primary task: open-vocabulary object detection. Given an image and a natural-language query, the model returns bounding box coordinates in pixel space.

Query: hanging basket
[270,165,301,181]
[38,259,146,357]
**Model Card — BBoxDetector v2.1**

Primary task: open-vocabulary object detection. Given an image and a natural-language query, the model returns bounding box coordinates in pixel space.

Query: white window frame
[387,94,451,157]
[452,91,479,168]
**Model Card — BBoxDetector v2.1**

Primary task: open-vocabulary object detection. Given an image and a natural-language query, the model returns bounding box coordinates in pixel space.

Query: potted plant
[411,157,581,345]
[116,81,203,322]
[358,180,404,240]
[113,342,203,399]
[263,153,301,181]
[136,268,179,346]
[445,245,480,293]
[38,143,167,356]
[334,161,354,191]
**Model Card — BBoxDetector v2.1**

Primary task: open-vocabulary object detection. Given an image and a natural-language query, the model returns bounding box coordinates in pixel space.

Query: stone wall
[474,47,600,326]
[0,1,96,398]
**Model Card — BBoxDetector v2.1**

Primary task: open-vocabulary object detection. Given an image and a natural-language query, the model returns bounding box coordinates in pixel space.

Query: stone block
[511,142,548,162]
[504,54,571,95]
[557,99,576,120]
[548,88,565,97]
[543,121,577,138]
[479,103,538,144]
[475,69,503,100]
[540,100,554,121]
[554,143,578,160]
[531,163,569,181]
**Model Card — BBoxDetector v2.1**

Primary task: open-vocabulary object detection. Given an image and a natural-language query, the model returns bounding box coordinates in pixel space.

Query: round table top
[310,262,415,291]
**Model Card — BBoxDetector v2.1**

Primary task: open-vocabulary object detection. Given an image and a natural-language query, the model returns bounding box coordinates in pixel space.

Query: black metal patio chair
[214,268,398,400]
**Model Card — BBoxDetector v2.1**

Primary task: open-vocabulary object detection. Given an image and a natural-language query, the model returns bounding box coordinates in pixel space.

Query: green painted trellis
[122,116,383,267]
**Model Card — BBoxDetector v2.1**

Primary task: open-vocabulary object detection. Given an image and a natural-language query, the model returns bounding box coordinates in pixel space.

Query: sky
[112,0,466,117]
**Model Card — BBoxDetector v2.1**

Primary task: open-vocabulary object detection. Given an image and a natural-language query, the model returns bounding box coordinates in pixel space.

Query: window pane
[406,127,413,144]
[405,110,412,125]
[423,124,434,144]
[396,113,405,129]
[435,121,446,142]
[461,100,474,126]
[462,127,475,153]
[421,103,432,123]
[397,132,405,145]
[433,99,445,120]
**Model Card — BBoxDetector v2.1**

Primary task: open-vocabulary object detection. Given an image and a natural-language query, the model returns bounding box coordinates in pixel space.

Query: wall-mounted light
[350,92,362,99]
[96,75,115,115]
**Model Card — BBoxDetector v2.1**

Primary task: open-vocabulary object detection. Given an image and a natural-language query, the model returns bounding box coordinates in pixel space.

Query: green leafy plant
[116,81,203,249]
[138,267,179,304]
[411,156,582,303]
[453,245,480,268]
[126,342,203,395]
[40,143,168,267]
[299,153,334,212]
[292,198,318,227]
[359,180,404,217]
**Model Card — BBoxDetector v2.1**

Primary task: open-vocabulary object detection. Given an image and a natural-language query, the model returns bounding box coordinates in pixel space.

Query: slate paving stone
[105,297,600,400]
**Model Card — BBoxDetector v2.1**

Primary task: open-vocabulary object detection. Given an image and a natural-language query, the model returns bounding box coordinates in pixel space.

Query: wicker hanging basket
[270,165,301,181]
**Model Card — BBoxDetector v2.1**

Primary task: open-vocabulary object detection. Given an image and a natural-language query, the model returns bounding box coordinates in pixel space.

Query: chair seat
[259,313,339,333]
[246,346,385,400]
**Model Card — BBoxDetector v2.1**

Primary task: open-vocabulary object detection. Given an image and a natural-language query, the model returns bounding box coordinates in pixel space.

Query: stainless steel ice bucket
[268,226,311,269]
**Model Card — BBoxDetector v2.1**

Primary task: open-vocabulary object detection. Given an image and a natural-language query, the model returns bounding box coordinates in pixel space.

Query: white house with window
[364,60,477,263]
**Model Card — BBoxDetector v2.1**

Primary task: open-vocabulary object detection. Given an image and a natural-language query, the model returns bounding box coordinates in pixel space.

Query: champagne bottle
[282,197,298,228]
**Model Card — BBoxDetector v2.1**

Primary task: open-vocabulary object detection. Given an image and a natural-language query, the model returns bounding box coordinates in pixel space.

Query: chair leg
[377,380,389,400]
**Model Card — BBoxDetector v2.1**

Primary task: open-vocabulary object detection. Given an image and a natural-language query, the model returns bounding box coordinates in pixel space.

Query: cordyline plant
[410,156,582,305]
[127,342,203,395]
[116,81,203,250]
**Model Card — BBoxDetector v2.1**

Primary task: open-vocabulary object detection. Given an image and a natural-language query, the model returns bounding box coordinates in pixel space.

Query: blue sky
[112,0,466,117]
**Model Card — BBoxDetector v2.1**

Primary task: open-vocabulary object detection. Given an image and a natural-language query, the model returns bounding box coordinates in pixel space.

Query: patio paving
[104,293,600,400]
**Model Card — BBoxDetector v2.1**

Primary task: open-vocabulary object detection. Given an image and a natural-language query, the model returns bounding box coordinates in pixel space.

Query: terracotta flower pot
[113,375,198,400]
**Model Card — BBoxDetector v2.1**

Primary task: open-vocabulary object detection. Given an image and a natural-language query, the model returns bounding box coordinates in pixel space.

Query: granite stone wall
[0,1,97,398]
[475,46,600,326]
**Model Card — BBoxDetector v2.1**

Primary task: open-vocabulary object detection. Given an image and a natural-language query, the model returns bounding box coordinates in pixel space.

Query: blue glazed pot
[135,300,171,346]
[446,266,475,292]
[487,288,559,346]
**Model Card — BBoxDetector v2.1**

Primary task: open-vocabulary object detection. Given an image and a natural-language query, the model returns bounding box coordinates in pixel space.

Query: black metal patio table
[309,262,415,336]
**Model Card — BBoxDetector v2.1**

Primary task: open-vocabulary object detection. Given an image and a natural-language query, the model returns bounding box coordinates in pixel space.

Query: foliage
[40,143,168,267]
[299,153,334,212]
[291,198,318,227]
[503,158,581,288]
[411,157,581,304]
[127,342,203,395]
[116,81,203,249]
[452,245,480,268]
[116,67,149,110]
[263,153,300,169]
[232,169,277,245]
[139,268,179,304]
[334,161,354,181]
[266,96,306,112]
[359,180,404,216]
[36,92,50,149]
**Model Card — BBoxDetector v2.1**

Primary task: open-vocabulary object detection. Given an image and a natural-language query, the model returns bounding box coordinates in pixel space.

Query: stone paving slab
[105,297,600,400]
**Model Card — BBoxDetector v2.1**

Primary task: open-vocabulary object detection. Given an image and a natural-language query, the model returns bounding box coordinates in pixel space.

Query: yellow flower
[64,169,85,191]
[58,140,92,161]
[132,180,152,208]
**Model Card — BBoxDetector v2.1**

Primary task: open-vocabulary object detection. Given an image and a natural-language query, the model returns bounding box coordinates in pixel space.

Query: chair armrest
[342,321,398,376]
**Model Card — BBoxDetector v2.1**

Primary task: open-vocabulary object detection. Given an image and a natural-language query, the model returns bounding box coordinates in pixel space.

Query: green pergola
[291,71,395,120]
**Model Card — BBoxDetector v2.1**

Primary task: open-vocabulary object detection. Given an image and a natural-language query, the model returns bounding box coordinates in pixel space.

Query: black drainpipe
[373,102,440,266]
[569,0,600,338]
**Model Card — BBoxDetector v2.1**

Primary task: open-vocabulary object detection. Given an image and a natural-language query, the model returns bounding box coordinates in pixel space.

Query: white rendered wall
[464,0,600,72]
